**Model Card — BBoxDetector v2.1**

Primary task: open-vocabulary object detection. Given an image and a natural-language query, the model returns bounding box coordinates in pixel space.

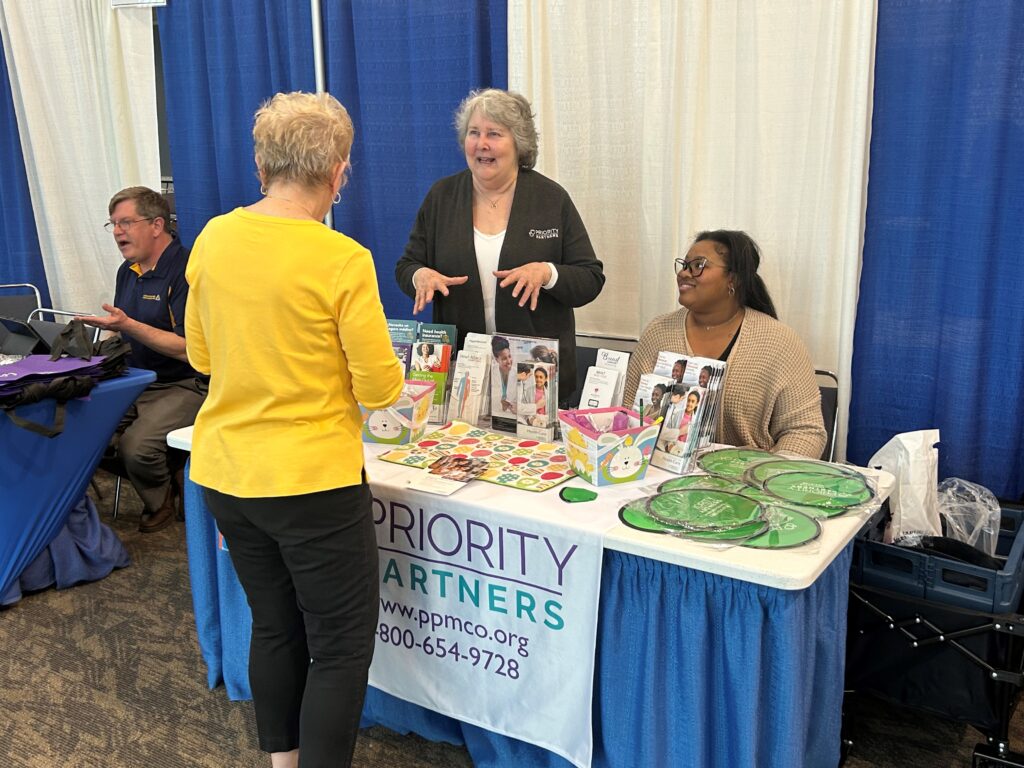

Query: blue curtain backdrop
[322,0,507,317]
[156,1,316,247]
[848,0,1024,499]
[0,39,50,306]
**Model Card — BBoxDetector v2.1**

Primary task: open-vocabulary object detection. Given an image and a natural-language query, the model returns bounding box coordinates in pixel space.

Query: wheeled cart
[845,502,1024,767]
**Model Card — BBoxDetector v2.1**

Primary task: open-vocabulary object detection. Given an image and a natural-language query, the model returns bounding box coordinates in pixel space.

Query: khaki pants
[116,378,207,513]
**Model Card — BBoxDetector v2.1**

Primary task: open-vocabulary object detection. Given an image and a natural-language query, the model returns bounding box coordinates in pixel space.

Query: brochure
[649,357,727,474]
[631,372,676,420]
[418,322,458,347]
[516,361,557,441]
[386,318,419,344]
[447,348,489,427]
[594,348,630,405]
[407,454,490,496]
[490,333,559,433]
[392,342,412,375]
[579,366,620,409]
[408,343,452,423]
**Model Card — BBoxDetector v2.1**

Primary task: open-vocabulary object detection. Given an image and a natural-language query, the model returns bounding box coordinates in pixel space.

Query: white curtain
[509,1,876,459]
[0,0,160,314]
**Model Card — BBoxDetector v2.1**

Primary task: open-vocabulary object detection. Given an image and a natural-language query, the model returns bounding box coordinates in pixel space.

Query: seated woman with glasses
[621,230,825,458]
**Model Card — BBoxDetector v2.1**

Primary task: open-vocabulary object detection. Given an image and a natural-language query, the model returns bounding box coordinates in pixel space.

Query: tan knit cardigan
[622,308,826,458]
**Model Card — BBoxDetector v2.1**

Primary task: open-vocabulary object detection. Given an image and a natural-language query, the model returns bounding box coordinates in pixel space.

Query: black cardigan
[395,169,605,400]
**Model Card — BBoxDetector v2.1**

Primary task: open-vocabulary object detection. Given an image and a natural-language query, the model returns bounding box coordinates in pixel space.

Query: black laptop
[0,316,50,356]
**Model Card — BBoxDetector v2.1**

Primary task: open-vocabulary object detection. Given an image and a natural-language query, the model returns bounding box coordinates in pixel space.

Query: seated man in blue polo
[83,186,206,533]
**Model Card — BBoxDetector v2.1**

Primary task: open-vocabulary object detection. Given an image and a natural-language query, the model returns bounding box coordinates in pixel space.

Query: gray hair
[454,89,538,169]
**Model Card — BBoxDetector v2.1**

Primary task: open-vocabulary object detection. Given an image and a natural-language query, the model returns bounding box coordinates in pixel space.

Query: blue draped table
[0,368,155,599]
[182,460,852,768]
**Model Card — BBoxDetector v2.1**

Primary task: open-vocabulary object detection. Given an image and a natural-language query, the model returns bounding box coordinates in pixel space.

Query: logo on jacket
[142,293,161,301]
[529,228,559,240]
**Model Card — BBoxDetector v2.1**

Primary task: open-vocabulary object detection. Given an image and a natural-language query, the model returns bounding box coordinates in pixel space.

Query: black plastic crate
[852,503,1024,613]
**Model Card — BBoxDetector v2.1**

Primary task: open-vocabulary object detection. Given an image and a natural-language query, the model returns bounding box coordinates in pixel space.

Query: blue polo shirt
[113,237,201,383]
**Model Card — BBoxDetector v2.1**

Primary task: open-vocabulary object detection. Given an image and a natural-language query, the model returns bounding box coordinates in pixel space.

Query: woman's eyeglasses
[674,257,724,277]
[103,217,153,232]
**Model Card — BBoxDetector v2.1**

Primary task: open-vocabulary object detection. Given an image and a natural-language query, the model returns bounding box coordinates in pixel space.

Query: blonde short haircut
[454,89,538,170]
[253,91,354,189]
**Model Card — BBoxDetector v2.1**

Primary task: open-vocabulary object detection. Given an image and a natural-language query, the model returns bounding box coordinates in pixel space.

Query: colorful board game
[379,421,574,492]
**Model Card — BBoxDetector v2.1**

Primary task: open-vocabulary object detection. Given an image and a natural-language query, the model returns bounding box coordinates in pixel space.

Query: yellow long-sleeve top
[185,208,404,497]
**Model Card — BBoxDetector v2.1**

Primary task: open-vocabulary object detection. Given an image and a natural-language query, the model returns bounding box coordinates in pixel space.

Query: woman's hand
[412,268,469,315]
[494,262,552,311]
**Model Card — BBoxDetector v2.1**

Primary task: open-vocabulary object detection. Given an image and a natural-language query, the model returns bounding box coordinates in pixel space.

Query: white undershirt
[474,228,506,334]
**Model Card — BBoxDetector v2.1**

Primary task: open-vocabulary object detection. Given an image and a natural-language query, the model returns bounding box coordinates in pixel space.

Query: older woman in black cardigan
[395,88,605,403]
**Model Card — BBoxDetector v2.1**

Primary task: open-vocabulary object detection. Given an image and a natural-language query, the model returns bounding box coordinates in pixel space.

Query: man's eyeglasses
[104,217,153,232]
[673,257,725,278]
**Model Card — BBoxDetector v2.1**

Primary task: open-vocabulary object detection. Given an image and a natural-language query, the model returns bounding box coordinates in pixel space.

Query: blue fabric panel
[322,0,507,318]
[594,549,849,768]
[0,368,154,599]
[184,465,253,701]
[156,1,316,248]
[849,0,1024,499]
[0,38,50,305]
[1,495,130,605]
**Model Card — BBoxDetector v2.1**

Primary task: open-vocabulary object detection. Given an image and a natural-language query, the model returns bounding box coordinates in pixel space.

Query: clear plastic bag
[937,477,1001,557]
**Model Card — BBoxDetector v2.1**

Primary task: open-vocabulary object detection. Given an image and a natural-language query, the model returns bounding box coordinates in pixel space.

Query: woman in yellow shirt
[185,92,403,768]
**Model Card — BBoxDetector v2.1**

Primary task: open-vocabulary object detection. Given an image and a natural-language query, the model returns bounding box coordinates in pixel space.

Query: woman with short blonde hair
[185,91,404,768]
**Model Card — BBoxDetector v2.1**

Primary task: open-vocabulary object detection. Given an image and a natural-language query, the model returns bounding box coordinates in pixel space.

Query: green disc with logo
[645,489,764,531]
[743,459,861,488]
[697,448,776,479]
[739,486,845,519]
[742,507,821,549]
[658,475,747,494]
[674,518,769,541]
[618,499,683,534]
[762,471,873,510]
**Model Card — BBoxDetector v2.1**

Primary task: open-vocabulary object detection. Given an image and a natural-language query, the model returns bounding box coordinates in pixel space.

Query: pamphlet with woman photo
[516,361,556,440]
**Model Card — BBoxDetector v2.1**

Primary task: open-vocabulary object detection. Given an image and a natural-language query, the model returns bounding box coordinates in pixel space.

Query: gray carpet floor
[2,472,1022,767]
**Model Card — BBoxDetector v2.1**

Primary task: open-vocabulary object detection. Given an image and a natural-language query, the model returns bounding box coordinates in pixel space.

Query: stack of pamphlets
[489,333,559,433]
[448,332,496,428]
[578,348,630,409]
[387,319,458,423]
[516,360,557,440]
[645,352,727,474]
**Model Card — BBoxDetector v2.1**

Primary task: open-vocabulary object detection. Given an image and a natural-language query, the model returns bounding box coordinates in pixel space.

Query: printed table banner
[367,483,604,768]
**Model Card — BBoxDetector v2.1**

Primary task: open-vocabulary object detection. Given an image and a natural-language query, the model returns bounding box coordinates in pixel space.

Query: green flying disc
[743,458,861,488]
[738,486,847,520]
[742,507,822,549]
[762,471,874,510]
[658,475,747,494]
[673,518,769,542]
[697,448,777,479]
[618,499,683,534]
[618,498,768,541]
[645,489,764,531]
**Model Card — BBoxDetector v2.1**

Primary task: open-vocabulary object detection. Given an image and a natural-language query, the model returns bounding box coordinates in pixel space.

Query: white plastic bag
[937,477,1001,557]
[867,429,942,546]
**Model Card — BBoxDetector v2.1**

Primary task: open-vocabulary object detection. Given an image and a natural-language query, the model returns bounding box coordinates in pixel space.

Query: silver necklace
[691,308,741,332]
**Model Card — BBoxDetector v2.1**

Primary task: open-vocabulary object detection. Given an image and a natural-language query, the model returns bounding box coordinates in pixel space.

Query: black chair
[816,369,839,462]
[0,283,42,321]
[27,308,101,346]
[0,284,42,352]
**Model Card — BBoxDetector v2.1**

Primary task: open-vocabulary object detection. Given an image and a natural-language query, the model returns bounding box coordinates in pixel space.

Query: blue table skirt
[185,471,850,768]
[0,368,154,598]
[1,495,130,605]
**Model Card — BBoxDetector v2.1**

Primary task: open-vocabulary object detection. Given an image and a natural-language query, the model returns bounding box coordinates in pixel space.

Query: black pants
[205,482,379,767]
